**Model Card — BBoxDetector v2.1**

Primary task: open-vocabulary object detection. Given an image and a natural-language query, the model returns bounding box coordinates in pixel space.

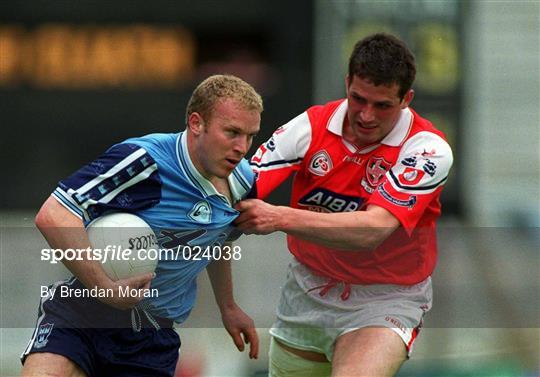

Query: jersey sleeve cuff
[51,187,85,220]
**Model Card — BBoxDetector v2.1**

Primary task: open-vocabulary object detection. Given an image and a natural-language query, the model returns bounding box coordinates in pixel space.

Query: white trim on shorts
[270,258,432,361]
[21,277,77,359]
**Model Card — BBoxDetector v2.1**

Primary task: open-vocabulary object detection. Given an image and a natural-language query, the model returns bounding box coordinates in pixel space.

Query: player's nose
[234,136,250,156]
[359,106,375,123]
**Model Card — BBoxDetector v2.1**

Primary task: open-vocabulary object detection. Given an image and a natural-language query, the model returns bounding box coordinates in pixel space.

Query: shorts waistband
[153,316,174,328]
[134,307,174,329]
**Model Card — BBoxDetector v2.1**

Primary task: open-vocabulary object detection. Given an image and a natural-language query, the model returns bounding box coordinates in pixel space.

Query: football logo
[299,188,362,213]
[308,150,333,176]
[398,167,425,186]
[188,200,212,224]
[366,156,392,187]
[266,136,276,151]
[34,323,54,349]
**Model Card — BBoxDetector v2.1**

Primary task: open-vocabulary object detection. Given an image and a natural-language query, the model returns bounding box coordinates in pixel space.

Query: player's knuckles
[252,218,264,226]
[235,202,248,211]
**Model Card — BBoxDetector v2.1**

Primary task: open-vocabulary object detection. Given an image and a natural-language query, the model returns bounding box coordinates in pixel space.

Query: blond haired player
[22,75,262,377]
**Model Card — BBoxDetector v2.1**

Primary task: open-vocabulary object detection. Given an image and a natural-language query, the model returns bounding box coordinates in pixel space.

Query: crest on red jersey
[366,156,392,186]
[398,167,426,186]
[308,150,333,176]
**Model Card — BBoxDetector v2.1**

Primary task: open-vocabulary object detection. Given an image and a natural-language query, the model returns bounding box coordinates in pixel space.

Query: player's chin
[354,131,379,145]
[215,165,235,178]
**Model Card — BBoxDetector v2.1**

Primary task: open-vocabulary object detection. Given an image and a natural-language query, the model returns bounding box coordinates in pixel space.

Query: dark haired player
[236,33,453,376]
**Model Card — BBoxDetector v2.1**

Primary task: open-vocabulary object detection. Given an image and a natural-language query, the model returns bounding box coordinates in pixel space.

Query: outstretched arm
[206,251,259,359]
[235,200,400,251]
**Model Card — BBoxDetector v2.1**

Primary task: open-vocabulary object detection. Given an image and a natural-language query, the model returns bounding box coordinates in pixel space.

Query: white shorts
[270,259,432,361]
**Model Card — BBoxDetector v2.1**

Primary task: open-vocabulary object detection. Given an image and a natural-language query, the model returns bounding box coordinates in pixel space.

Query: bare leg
[21,353,87,377]
[269,338,332,377]
[332,327,407,377]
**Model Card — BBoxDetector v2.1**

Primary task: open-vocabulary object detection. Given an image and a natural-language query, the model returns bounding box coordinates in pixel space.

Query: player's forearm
[35,196,113,289]
[275,205,398,250]
[206,257,236,311]
[62,255,115,291]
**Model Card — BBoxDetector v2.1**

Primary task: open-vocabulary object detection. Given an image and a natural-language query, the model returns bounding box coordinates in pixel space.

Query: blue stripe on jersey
[175,136,208,195]
[56,143,162,223]
[232,169,250,192]
[52,188,84,219]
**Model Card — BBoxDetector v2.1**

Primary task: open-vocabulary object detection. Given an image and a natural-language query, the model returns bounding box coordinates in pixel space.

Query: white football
[86,213,158,280]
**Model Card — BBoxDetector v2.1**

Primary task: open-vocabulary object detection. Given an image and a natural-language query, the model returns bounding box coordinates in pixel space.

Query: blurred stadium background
[1,1,538,376]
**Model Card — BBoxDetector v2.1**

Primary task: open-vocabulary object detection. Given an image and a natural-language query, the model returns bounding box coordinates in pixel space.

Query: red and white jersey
[251,99,453,285]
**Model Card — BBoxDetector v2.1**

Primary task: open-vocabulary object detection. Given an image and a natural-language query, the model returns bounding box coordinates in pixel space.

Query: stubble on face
[194,99,260,180]
[344,76,408,148]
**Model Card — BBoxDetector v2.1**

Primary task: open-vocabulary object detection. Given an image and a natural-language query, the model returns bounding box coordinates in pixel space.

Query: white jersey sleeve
[250,112,312,198]
[369,131,453,232]
[387,131,454,195]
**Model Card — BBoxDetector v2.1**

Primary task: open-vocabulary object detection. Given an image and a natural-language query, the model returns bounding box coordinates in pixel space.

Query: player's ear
[345,75,351,94]
[401,89,414,109]
[187,112,204,135]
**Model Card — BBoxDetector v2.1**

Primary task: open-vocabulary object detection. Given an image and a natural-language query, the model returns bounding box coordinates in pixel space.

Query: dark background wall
[0,0,313,209]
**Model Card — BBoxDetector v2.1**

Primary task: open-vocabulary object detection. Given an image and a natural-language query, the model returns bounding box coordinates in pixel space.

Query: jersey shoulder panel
[251,111,312,171]
[53,142,162,222]
[231,159,256,199]
[387,130,454,195]
[249,110,313,199]
[123,133,178,161]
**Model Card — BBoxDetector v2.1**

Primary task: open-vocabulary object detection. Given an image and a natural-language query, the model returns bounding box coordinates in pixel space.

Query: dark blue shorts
[21,278,180,377]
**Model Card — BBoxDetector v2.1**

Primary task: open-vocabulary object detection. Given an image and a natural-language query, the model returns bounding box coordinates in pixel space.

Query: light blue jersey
[52,131,254,323]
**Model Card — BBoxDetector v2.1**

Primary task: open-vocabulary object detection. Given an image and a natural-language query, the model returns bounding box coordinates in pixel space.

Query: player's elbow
[35,196,64,230]
[358,206,400,250]
[35,205,54,231]
[334,226,395,251]
[360,231,390,251]
[335,232,386,251]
